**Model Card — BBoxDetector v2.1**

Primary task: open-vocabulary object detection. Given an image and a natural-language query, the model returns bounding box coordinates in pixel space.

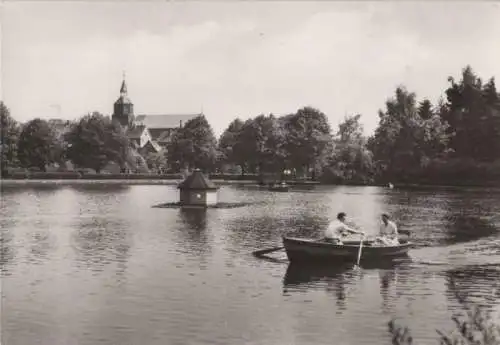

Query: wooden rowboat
[283,236,412,264]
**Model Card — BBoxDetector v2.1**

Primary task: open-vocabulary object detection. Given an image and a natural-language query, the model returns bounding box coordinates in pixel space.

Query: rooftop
[177,169,218,190]
[134,114,201,129]
[127,125,147,139]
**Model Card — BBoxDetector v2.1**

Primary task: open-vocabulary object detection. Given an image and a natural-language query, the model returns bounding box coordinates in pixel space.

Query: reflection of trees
[442,213,498,245]
[70,184,130,194]
[0,183,61,195]
[445,266,500,311]
[383,188,500,247]
[71,217,131,274]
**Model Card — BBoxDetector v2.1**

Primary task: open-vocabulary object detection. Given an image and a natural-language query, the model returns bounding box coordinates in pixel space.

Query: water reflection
[70,184,130,194]
[225,212,327,253]
[283,260,408,314]
[382,188,500,248]
[175,208,212,259]
[443,214,498,244]
[0,228,16,274]
[2,184,500,345]
[379,268,399,312]
[0,183,62,195]
[283,263,354,311]
[71,217,131,273]
[178,208,208,230]
[26,226,55,265]
[445,266,500,311]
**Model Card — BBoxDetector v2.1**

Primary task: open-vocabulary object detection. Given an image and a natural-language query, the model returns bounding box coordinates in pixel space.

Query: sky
[2,1,500,136]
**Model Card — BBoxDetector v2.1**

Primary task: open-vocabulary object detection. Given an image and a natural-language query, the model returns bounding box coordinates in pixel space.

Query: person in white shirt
[324,212,364,244]
[375,213,399,246]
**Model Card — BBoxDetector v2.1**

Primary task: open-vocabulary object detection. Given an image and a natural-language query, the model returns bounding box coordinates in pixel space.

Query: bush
[30,171,82,179]
[2,171,82,179]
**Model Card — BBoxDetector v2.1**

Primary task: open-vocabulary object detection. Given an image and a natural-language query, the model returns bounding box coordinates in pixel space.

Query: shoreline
[0,178,320,187]
[1,178,498,189]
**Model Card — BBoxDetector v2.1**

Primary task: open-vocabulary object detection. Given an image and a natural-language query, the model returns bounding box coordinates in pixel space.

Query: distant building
[111,77,202,154]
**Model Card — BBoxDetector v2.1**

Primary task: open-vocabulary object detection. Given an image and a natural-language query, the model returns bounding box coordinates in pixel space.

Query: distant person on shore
[375,214,399,246]
[324,212,365,244]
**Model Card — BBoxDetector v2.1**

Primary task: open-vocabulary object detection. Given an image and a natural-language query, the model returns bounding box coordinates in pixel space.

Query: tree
[482,77,500,107]
[0,102,20,174]
[236,118,261,174]
[107,120,132,171]
[17,118,60,171]
[233,114,288,177]
[336,114,365,144]
[218,118,246,174]
[65,112,130,173]
[144,151,167,172]
[325,114,374,184]
[443,65,500,161]
[417,99,433,120]
[283,107,333,179]
[368,86,451,182]
[47,119,72,167]
[167,114,217,172]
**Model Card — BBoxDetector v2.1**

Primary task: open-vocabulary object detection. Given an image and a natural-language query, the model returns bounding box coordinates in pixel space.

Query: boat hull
[283,236,411,264]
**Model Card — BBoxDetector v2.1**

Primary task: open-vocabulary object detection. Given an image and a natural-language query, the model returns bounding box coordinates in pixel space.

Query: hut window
[196,193,201,199]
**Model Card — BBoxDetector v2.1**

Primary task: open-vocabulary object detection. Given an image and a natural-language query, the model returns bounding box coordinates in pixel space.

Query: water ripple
[1,184,500,345]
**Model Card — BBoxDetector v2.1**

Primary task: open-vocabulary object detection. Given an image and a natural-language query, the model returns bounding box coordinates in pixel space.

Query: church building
[111,77,202,155]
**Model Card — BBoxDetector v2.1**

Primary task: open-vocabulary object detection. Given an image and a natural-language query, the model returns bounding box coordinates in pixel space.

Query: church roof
[135,114,201,129]
[177,169,218,190]
[115,95,133,105]
[155,130,173,143]
[146,140,162,152]
[127,125,147,139]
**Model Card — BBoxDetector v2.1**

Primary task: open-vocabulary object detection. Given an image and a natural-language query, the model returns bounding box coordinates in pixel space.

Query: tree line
[2,65,500,185]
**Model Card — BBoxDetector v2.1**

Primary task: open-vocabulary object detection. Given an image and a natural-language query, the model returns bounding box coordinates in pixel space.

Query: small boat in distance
[282,236,412,264]
[268,181,290,192]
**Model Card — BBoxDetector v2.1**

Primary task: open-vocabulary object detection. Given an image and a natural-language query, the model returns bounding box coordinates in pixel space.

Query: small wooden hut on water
[177,169,218,207]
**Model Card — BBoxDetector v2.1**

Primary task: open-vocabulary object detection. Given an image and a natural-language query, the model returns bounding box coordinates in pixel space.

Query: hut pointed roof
[178,169,218,190]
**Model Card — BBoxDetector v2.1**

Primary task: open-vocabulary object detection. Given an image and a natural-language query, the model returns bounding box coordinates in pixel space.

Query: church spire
[112,72,134,128]
[120,71,127,95]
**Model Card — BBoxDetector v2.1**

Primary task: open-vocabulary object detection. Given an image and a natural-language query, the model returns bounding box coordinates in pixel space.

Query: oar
[353,233,365,269]
[252,246,284,257]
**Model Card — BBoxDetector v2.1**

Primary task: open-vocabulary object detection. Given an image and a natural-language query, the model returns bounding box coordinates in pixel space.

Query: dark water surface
[1,183,500,345]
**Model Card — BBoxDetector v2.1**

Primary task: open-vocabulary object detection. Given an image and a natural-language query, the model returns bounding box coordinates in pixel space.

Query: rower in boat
[324,212,365,244]
[374,213,399,246]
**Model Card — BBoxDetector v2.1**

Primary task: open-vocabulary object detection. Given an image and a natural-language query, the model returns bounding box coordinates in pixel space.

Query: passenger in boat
[375,213,399,246]
[324,212,365,244]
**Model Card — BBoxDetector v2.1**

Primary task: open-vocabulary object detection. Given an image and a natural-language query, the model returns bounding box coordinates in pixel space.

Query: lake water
[1,182,499,345]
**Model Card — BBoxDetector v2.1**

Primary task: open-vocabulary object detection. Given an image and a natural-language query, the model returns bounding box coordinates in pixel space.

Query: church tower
[112,75,134,128]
